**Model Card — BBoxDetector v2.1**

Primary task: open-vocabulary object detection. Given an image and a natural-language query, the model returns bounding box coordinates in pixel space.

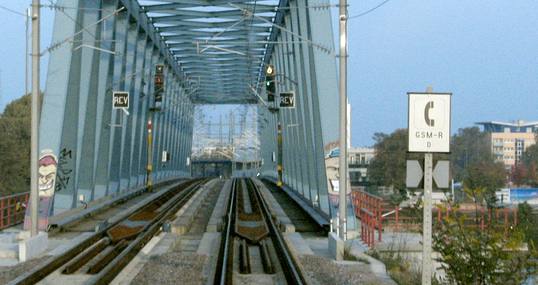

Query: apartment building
[476,120,538,169]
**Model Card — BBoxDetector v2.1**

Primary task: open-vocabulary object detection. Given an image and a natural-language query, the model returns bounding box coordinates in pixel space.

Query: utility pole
[338,0,348,240]
[277,119,283,186]
[146,119,153,192]
[26,8,30,97]
[0,70,2,108]
[219,114,222,146]
[30,0,40,237]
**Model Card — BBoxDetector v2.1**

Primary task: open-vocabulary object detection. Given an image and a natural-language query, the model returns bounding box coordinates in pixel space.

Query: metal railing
[0,192,29,230]
[351,190,383,247]
[351,189,520,248]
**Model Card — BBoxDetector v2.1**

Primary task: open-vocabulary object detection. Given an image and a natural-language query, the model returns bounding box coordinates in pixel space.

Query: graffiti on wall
[38,151,58,197]
[24,150,58,230]
[55,148,73,192]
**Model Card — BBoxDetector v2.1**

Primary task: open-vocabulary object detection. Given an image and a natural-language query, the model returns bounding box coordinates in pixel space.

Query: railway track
[215,178,307,285]
[9,178,207,285]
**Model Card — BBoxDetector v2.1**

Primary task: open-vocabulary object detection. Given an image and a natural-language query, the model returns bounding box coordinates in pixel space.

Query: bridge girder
[38,0,347,230]
[138,0,280,104]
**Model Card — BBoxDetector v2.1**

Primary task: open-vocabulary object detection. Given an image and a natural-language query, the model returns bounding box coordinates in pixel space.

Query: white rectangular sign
[408,92,452,153]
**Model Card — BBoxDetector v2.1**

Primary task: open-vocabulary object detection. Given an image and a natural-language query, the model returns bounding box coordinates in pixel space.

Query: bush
[367,237,441,285]
[433,188,538,284]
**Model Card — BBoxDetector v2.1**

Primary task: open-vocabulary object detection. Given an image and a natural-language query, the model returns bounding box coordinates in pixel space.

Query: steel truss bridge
[40,0,352,227]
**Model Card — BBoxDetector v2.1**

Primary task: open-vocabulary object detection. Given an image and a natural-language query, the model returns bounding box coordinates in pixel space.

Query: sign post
[146,119,153,191]
[422,152,433,285]
[407,89,451,285]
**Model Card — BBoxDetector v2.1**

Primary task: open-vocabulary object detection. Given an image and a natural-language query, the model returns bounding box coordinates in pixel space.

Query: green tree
[450,127,493,182]
[448,127,506,204]
[433,187,537,285]
[367,126,505,203]
[523,144,538,165]
[0,94,31,196]
[368,129,408,194]
[517,202,538,247]
[511,163,528,186]
[464,160,506,206]
[522,144,538,186]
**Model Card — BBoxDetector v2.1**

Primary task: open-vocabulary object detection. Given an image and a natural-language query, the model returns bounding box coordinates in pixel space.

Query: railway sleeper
[62,237,111,274]
[239,239,251,274]
[86,239,129,274]
[259,239,275,274]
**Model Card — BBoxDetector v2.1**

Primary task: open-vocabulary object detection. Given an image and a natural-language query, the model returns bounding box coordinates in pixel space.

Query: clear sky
[343,0,538,146]
[0,1,536,148]
[0,1,53,111]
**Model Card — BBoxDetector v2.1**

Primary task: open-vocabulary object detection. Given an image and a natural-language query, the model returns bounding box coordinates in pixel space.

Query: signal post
[407,89,452,285]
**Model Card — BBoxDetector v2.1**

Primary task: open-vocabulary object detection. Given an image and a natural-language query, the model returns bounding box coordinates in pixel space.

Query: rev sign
[408,92,451,153]
[279,91,295,108]
[113,92,129,109]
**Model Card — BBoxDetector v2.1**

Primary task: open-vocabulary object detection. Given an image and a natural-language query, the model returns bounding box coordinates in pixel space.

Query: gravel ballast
[0,256,50,284]
[132,252,207,285]
[299,254,390,285]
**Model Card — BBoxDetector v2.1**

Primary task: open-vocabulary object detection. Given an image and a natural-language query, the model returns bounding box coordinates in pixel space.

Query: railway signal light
[154,64,164,104]
[265,64,275,102]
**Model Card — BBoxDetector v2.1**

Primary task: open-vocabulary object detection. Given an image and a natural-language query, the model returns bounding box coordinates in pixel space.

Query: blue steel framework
[40,0,197,214]
[258,0,347,223]
[39,0,349,227]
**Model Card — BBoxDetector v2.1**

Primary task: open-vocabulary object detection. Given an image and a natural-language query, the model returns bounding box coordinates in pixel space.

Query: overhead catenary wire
[42,6,125,55]
[348,0,393,19]
[40,4,108,11]
[230,3,334,55]
[57,4,98,40]
[0,4,28,17]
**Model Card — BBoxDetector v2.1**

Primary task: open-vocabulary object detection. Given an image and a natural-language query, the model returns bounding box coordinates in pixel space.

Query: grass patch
[343,243,370,264]
[367,237,442,285]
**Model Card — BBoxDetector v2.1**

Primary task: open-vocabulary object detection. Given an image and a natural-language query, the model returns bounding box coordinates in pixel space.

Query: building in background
[348,147,375,186]
[476,120,538,169]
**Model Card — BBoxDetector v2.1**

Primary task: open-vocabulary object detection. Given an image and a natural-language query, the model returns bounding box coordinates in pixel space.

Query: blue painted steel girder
[38,0,348,230]
[40,0,195,214]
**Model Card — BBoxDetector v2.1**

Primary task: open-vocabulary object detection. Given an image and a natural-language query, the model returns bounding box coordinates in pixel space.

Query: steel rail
[8,179,204,285]
[214,178,237,285]
[84,179,205,284]
[247,178,307,285]
[214,178,307,285]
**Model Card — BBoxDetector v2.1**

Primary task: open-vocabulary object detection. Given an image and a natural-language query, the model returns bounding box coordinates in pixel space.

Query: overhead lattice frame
[39,0,349,229]
[140,0,280,104]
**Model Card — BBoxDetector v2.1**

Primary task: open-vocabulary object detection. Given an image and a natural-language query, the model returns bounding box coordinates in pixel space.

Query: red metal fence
[0,192,29,230]
[351,190,520,247]
[382,204,519,233]
[351,190,383,247]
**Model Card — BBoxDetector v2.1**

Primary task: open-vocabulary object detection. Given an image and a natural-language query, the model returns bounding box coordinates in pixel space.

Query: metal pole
[422,152,433,285]
[30,0,40,237]
[25,8,30,96]
[147,119,153,192]
[338,0,348,239]
[277,120,283,186]
[451,178,455,200]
